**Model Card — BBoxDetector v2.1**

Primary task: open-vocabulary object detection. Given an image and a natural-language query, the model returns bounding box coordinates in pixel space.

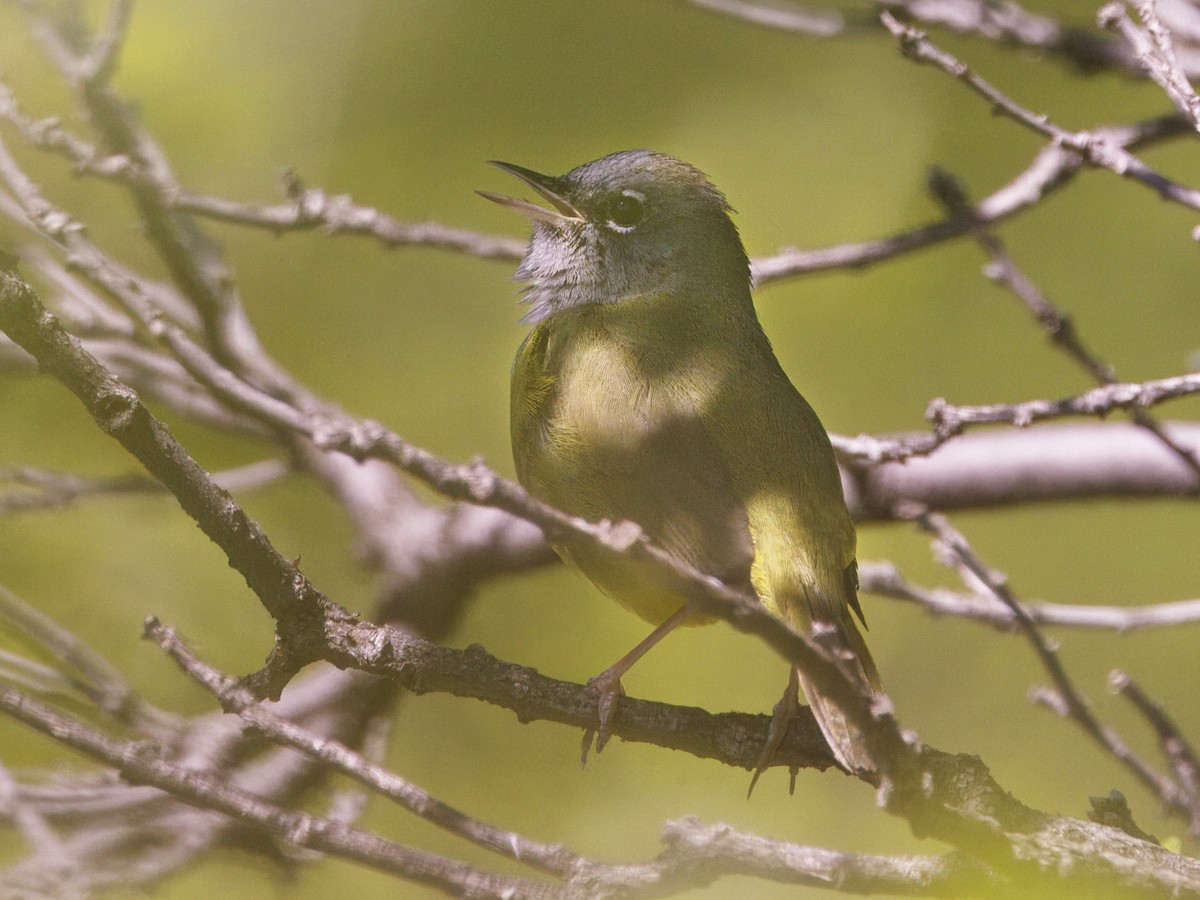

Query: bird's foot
[580,671,625,766]
[748,670,801,798]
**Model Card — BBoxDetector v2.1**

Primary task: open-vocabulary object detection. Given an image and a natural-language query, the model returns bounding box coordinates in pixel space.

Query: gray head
[480,150,750,322]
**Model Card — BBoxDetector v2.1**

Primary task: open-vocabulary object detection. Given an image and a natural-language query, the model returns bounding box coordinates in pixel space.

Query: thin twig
[0,761,65,863]
[752,114,1190,284]
[926,373,1200,436]
[145,618,584,877]
[1100,1,1200,129]
[0,82,527,263]
[0,684,554,899]
[909,509,1190,816]
[0,468,155,513]
[685,0,849,36]
[177,178,528,260]
[858,560,1200,633]
[927,166,1200,486]
[0,459,288,514]
[4,663,404,894]
[77,0,136,87]
[1110,669,1200,834]
[697,0,1167,78]
[877,0,1170,76]
[840,367,1200,466]
[0,584,174,733]
[880,11,1200,211]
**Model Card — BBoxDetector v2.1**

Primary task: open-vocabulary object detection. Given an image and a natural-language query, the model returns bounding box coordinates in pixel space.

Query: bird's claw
[581,672,625,766]
[748,673,801,798]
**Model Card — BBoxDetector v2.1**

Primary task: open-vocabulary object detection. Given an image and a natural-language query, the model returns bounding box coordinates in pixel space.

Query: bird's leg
[747,664,801,798]
[581,602,693,763]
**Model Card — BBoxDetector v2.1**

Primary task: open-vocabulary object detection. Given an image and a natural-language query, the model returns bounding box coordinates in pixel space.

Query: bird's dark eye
[606,192,645,228]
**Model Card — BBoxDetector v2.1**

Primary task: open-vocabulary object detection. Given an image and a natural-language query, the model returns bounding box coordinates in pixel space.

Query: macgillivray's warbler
[480,150,883,782]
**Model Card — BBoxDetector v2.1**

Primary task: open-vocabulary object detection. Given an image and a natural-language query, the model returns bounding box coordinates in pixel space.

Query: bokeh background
[1,1,1198,896]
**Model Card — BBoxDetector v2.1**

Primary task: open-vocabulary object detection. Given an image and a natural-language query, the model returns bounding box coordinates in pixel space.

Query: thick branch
[127,617,1200,897]
[0,270,341,693]
[843,421,1200,521]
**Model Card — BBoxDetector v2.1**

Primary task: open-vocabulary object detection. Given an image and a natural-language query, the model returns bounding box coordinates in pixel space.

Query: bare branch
[695,0,1156,77]
[686,0,849,36]
[177,177,528,260]
[3,662,406,894]
[0,761,64,871]
[751,114,1190,284]
[78,0,135,86]
[927,373,1200,437]
[146,618,584,878]
[879,0,1075,47]
[13,608,1200,896]
[0,270,342,696]
[911,509,1191,819]
[880,11,1200,211]
[859,560,1200,633]
[573,816,1000,897]
[926,166,1200,484]
[0,467,155,514]
[0,459,287,515]
[0,80,526,262]
[1101,0,1200,129]
[877,0,1165,74]
[1111,669,1200,834]
[0,584,173,733]
[0,684,553,898]
[842,422,1200,521]
[0,82,143,182]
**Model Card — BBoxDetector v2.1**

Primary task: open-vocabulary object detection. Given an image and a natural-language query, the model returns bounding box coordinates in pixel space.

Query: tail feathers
[797,669,878,773]
[796,627,883,773]
[841,611,883,694]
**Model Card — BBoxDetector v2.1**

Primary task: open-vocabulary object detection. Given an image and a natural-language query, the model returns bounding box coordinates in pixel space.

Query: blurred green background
[1,1,1198,896]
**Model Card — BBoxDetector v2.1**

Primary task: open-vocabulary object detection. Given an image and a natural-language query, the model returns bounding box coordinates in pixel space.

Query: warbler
[480,150,882,777]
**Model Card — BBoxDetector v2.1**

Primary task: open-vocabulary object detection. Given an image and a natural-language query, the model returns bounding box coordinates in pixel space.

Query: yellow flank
[512,290,861,646]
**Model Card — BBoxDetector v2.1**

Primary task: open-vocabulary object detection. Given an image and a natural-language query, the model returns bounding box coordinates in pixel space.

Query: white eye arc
[605,190,646,230]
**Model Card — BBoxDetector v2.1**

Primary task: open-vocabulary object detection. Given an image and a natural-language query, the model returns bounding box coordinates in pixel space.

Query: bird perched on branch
[481,150,882,781]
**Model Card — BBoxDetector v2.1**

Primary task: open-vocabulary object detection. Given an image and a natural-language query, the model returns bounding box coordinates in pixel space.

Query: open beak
[477,161,583,223]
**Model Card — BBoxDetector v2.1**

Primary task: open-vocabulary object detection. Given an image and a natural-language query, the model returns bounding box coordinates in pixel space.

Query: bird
[479,149,882,780]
